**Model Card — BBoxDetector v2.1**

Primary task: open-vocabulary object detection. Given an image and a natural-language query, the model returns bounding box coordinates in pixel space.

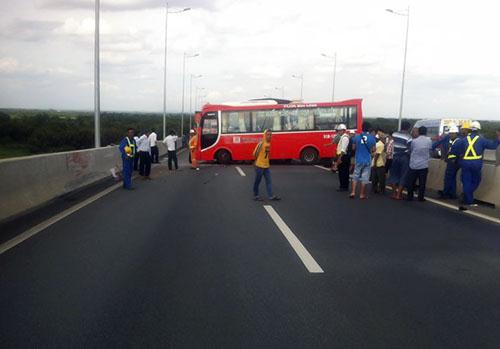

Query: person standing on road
[253,129,280,201]
[406,126,432,201]
[136,130,152,180]
[149,128,159,164]
[189,129,200,171]
[385,135,394,174]
[372,132,387,194]
[350,122,376,199]
[387,121,412,200]
[163,130,179,171]
[334,124,350,191]
[451,121,500,210]
[133,135,140,171]
[432,125,460,199]
[118,128,136,190]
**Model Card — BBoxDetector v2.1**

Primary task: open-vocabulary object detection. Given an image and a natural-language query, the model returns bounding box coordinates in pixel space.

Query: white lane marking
[0,183,122,255]
[264,205,324,273]
[235,166,246,177]
[385,186,500,225]
[314,165,331,172]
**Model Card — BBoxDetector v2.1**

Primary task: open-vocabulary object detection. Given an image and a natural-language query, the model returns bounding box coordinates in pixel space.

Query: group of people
[118,128,200,190]
[333,120,500,209]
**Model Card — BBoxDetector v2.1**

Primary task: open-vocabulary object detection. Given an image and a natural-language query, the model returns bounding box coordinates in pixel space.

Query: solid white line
[0,182,122,255]
[264,205,324,273]
[385,186,500,225]
[235,166,246,177]
[314,165,331,172]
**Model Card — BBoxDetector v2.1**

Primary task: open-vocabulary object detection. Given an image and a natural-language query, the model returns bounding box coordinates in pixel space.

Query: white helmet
[189,129,196,134]
[470,121,481,130]
[337,124,347,131]
[448,125,459,133]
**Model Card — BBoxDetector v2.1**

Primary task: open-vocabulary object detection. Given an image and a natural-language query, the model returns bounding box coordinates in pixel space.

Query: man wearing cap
[432,124,460,199]
[333,124,350,191]
[451,121,500,210]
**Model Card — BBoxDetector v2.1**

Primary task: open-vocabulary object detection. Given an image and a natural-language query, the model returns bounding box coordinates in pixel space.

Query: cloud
[1,19,62,41]
[36,0,215,11]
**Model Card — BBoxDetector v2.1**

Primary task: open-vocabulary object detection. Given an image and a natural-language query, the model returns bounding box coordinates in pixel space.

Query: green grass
[0,145,34,159]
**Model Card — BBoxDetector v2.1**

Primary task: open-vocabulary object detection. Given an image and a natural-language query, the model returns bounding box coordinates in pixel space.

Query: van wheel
[216,149,232,164]
[300,147,319,164]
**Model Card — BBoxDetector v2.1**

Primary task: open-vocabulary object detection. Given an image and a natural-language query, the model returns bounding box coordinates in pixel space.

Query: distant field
[0,145,32,160]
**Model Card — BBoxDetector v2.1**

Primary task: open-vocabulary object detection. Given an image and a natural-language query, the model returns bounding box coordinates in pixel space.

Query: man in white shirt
[149,129,159,164]
[334,124,351,191]
[136,130,152,179]
[163,130,179,170]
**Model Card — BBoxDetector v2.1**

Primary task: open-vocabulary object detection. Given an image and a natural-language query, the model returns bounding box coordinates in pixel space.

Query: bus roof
[201,98,362,112]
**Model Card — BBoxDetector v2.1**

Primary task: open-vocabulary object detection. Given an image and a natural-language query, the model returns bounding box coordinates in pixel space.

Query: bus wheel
[216,149,232,164]
[300,147,319,165]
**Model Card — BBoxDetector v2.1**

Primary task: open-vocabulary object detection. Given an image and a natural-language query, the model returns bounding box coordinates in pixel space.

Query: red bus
[196,98,362,164]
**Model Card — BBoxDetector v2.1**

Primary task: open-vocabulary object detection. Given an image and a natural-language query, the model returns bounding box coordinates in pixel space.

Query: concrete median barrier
[427,158,499,207]
[0,143,168,222]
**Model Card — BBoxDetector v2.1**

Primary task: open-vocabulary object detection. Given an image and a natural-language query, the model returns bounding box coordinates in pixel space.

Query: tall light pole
[195,87,205,110]
[94,0,100,148]
[163,3,191,140]
[275,86,285,99]
[181,52,199,136]
[292,74,304,100]
[386,7,410,131]
[189,74,202,130]
[321,52,337,102]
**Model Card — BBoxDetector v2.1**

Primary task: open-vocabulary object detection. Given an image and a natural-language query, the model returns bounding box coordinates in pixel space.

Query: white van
[413,118,471,158]
[412,118,471,139]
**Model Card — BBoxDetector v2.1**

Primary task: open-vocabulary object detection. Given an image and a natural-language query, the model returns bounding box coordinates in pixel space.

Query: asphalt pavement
[1,154,500,348]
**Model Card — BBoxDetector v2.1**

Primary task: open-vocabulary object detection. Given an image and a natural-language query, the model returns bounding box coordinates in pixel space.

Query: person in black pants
[164,130,179,170]
[149,129,159,164]
[333,124,351,191]
[139,150,152,178]
[406,126,432,201]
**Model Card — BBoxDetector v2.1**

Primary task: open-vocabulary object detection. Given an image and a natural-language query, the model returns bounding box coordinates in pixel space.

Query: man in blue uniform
[451,121,500,210]
[118,128,136,190]
[432,125,460,199]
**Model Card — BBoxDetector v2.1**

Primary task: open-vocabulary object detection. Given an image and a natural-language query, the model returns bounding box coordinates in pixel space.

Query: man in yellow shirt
[371,132,387,194]
[253,130,280,201]
[189,129,199,170]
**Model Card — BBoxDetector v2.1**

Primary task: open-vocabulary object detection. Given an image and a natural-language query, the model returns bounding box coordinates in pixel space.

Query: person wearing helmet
[432,125,460,199]
[189,129,199,170]
[334,124,350,191]
[118,128,137,190]
[451,121,500,210]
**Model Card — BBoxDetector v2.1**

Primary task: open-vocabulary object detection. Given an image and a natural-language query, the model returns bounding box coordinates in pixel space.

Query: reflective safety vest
[126,137,136,158]
[463,135,482,160]
[447,138,458,159]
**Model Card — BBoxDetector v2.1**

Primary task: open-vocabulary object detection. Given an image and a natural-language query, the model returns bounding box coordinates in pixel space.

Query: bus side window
[348,106,357,130]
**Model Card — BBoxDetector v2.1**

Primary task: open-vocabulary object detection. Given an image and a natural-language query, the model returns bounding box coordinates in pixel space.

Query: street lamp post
[321,52,337,102]
[386,7,410,131]
[181,52,199,136]
[94,0,100,148]
[292,74,304,100]
[189,74,202,130]
[195,87,205,110]
[163,3,191,140]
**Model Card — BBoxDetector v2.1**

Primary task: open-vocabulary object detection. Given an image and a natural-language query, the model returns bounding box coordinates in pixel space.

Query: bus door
[201,112,219,152]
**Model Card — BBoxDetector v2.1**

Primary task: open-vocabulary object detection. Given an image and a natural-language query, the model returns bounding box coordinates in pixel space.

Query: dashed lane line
[235,166,246,177]
[264,205,324,274]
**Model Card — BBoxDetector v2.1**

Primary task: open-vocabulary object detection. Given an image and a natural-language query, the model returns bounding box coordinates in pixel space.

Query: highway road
[1,155,500,348]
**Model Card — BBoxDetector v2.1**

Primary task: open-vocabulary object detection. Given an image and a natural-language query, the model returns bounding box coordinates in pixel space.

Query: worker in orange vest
[189,129,199,171]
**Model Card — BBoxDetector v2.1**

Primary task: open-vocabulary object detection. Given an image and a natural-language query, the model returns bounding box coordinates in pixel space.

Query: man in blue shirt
[406,126,432,201]
[432,125,460,199]
[350,122,376,199]
[118,128,137,190]
[388,121,412,200]
[451,121,500,209]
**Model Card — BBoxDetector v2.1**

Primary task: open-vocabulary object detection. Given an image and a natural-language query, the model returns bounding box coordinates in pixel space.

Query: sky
[1,0,500,120]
